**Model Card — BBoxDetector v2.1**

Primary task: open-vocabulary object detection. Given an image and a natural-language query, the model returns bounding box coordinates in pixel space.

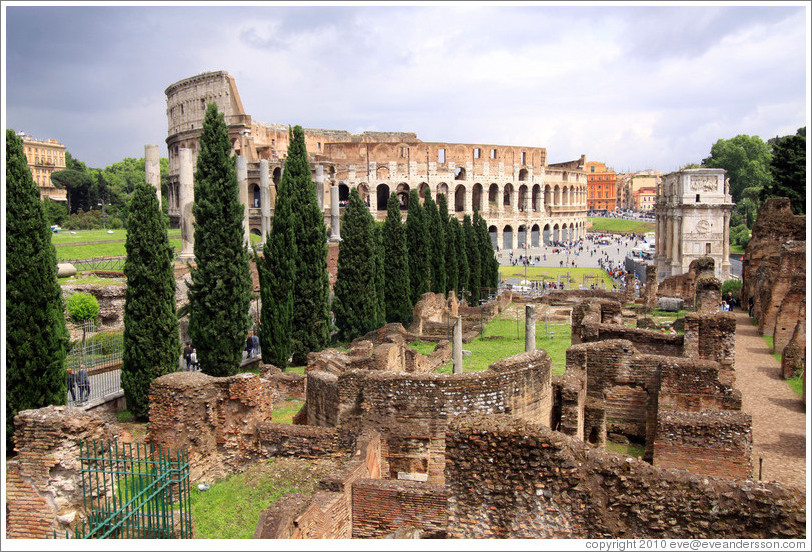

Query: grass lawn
[52,228,181,244]
[272,399,304,424]
[435,304,572,375]
[408,340,437,355]
[729,244,745,254]
[587,217,654,235]
[190,457,339,538]
[759,334,803,397]
[498,266,615,288]
[55,238,182,260]
[606,441,645,459]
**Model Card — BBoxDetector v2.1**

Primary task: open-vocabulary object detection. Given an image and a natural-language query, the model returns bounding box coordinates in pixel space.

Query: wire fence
[66,321,123,406]
[63,257,127,272]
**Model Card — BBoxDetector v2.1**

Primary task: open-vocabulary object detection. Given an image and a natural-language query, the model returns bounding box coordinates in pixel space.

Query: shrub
[42,198,68,226]
[66,292,99,324]
[722,279,743,301]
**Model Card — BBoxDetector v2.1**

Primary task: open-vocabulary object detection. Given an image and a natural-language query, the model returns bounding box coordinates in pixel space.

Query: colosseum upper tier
[165,71,588,248]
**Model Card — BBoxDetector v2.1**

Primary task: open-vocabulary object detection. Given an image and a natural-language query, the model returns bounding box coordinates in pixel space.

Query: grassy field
[435,304,572,375]
[587,217,654,235]
[272,399,304,424]
[498,266,615,288]
[190,457,339,538]
[52,228,181,244]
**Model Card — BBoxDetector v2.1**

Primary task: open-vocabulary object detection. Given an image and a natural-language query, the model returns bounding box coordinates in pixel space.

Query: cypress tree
[288,126,330,365]
[187,103,252,377]
[257,130,296,368]
[463,215,482,305]
[382,192,412,325]
[333,189,379,341]
[423,188,447,295]
[474,208,499,291]
[440,195,458,297]
[451,216,469,300]
[373,223,386,328]
[122,181,179,420]
[6,129,69,448]
[405,189,430,305]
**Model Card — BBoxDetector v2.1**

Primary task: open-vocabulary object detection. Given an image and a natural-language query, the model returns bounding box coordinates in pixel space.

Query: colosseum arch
[376,184,390,211]
[503,183,513,207]
[543,224,551,245]
[517,224,527,248]
[518,168,528,181]
[532,184,541,212]
[436,182,449,204]
[454,184,466,212]
[518,185,528,212]
[249,183,260,208]
[338,183,350,205]
[554,185,562,205]
[357,183,370,207]
[273,167,282,188]
[455,167,466,181]
[569,222,575,241]
[488,225,498,249]
[544,185,552,207]
[553,223,560,243]
[417,182,430,201]
[503,225,513,250]
[396,183,410,210]
[562,185,570,205]
[376,165,390,180]
[561,224,568,242]
[488,184,499,208]
[472,183,483,212]
[531,224,540,247]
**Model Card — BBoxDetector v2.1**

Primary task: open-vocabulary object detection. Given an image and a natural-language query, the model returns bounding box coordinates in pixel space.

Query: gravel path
[733,310,806,490]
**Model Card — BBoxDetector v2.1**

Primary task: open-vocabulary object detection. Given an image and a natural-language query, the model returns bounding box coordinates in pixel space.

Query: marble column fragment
[315,165,324,211]
[525,305,536,352]
[145,145,161,211]
[330,185,341,242]
[260,159,271,243]
[178,148,195,262]
[236,155,252,253]
[453,316,463,374]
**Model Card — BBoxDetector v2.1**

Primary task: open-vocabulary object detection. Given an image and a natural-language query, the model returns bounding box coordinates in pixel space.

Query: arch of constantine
[164,71,588,249]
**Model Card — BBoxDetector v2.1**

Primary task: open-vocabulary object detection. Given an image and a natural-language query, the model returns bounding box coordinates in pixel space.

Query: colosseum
[165,70,588,249]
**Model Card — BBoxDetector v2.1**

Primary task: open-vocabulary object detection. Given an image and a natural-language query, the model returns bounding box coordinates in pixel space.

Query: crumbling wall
[643,264,658,309]
[682,311,737,371]
[260,365,305,400]
[694,276,722,312]
[445,414,805,539]
[757,242,805,338]
[350,480,447,538]
[62,283,126,327]
[657,257,715,309]
[147,372,274,482]
[7,406,115,539]
[772,261,805,353]
[781,316,806,380]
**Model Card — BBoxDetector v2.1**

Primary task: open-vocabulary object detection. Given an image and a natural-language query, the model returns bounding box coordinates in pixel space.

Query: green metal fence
[59,440,193,539]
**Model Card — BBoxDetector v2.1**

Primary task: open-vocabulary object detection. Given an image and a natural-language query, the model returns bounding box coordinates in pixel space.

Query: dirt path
[733,310,806,490]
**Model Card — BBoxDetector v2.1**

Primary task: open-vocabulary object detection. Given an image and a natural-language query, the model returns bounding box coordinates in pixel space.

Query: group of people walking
[67,365,91,404]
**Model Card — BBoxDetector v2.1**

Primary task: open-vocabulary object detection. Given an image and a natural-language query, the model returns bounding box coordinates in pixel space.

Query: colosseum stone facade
[165,71,588,249]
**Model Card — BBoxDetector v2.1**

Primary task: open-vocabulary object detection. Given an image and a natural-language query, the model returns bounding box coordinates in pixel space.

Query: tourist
[251,333,260,357]
[183,342,193,370]
[190,349,199,371]
[245,334,254,358]
[748,296,754,317]
[77,364,90,403]
[66,367,76,403]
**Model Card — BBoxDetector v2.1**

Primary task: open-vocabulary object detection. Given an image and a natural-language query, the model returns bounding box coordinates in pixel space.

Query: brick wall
[351,479,447,538]
[7,406,115,539]
[257,423,339,458]
[445,414,805,539]
[682,312,736,369]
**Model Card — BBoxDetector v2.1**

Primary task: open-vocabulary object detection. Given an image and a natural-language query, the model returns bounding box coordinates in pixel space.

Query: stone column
[452,316,463,374]
[525,305,536,352]
[145,145,161,211]
[671,215,682,274]
[496,227,504,251]
[178,148,195,262]
[511,226,518,251]
[721,209,731,280]
[236,155,252,252]
[464,184,472,214]
[496,185,504,215]
[330,185,341,242]
[315,165,325,211]
[260,159,271,243]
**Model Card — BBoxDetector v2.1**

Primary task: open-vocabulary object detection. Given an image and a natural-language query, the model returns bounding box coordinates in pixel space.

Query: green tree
[372,223,386,329]
[42,197,68,226]
[122,181,179,419]
[382,192,412,326]
[439,194,458,296]
[333,189,380,341]
[762,127,806,215]
[450,216,469,300]
[51,165,96,214]
[187,103,253,377]
[463,215,481,305]
[405,189,430,305]
[6,129,69,448]
[288,126,330,365]
[474,208,499,290]
[423,188,447,295]
[66,292,100,324]
[701,134,772,204]
[257,131,296,368]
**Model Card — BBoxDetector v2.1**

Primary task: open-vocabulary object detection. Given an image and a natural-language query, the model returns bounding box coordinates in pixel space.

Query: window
[590,166,595,173]
[696,194,700,202]
[317,142,321,150]
[438,148,446,163]
[521,151,526,165]
[400,146,409,158]
[474,148,481,159]
[490,148,497,159]
[706,243,712,254]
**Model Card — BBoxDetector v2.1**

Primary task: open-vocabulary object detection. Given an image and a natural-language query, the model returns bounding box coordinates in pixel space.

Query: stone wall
[305,349,553,484]
[656,256,715,309]
[256,423,340,458]
[444,414,805,539]
[350,480,447,538]
[7,406,116,539]
[62,283,127,328]
[259,365,306,401]
[147,372,274,482]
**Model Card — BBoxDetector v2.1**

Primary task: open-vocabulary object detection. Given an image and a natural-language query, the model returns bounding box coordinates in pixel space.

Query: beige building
[633,186,656,212]
[17,132,67,202]
[165,71,589,251]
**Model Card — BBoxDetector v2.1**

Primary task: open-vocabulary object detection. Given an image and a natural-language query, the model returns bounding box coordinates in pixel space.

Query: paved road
[732,310,806,490]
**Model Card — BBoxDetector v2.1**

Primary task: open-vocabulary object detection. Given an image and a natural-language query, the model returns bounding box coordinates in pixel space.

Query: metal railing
[66,322,123,406]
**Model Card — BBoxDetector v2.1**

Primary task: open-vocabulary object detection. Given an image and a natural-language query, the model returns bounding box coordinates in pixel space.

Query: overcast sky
[3,2,809,173]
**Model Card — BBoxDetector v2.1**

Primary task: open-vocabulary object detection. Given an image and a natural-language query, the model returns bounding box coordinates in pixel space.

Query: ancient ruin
[164,71,588,256]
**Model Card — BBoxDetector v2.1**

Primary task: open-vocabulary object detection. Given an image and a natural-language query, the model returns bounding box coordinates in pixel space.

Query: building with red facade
[585,161,616,212]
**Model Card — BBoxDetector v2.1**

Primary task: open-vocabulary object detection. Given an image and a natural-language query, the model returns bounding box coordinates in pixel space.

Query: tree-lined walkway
[734,310,806,490]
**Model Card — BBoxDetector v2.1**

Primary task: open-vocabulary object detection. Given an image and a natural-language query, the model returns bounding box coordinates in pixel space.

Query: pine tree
[6,129,69,448]
[382,192,413,325]
[440,195,458,296]
[122,181,179,419]
[187,103,252,377]
[405,189,430,305]
[288,126,330,365]
[450,216,469,300]
[423,188,447,295]
[463,215,482,305]
[333,189,379,341]
[257,130,296,368]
